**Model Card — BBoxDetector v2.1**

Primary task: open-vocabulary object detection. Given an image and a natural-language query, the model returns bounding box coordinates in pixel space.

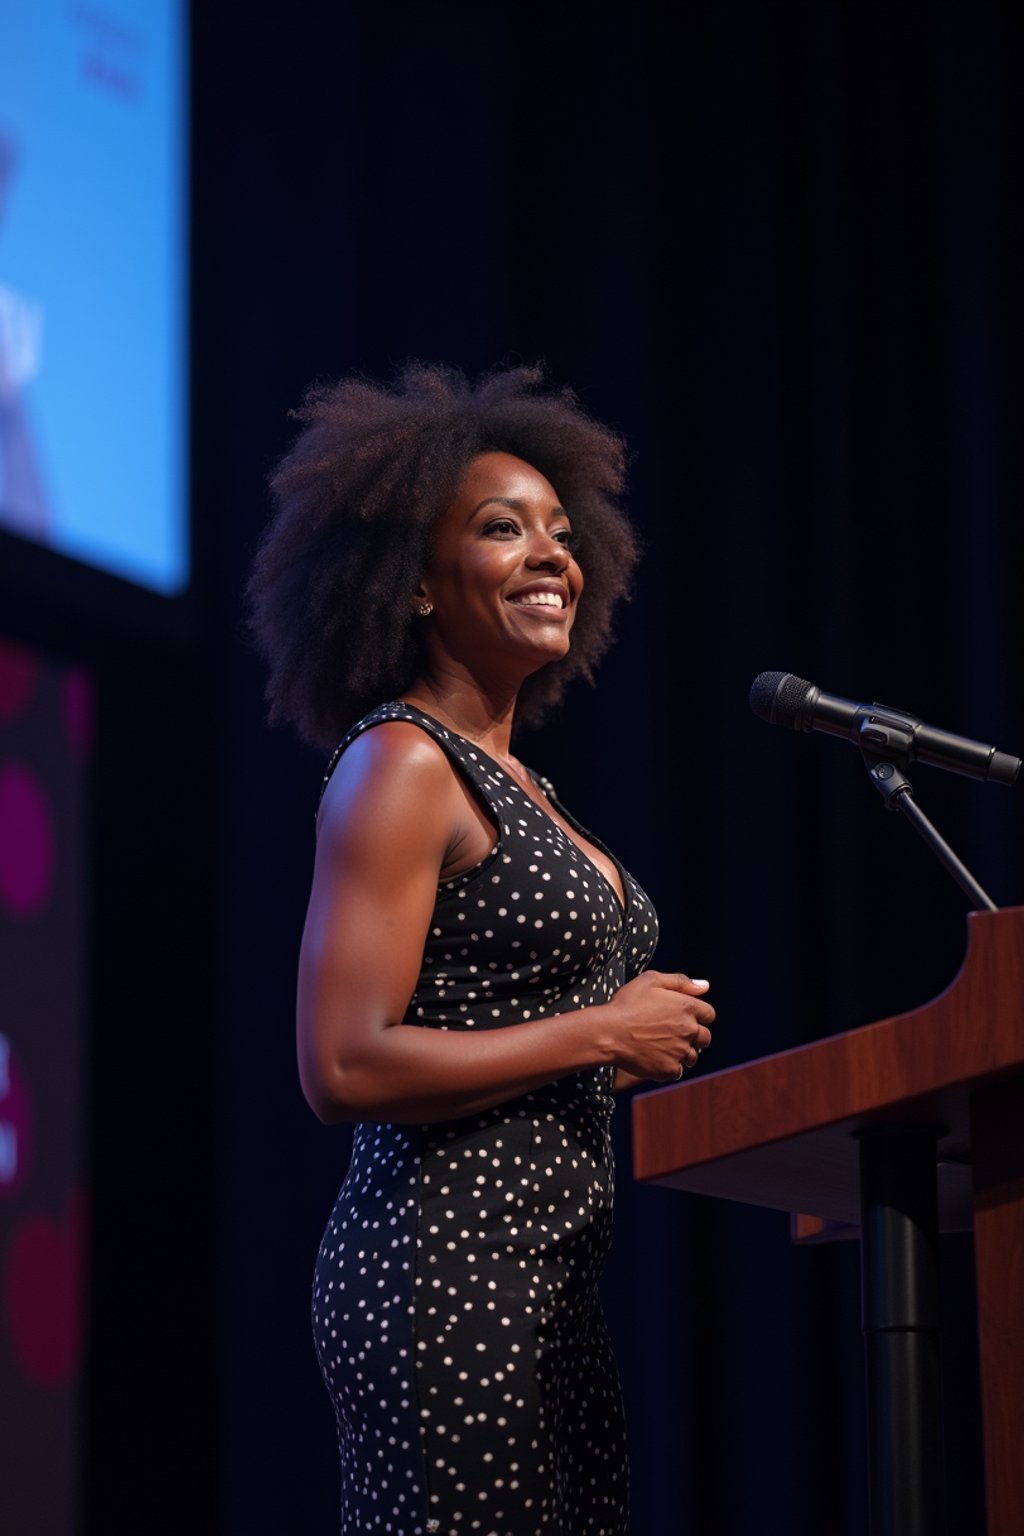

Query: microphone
[750,671,1021,787]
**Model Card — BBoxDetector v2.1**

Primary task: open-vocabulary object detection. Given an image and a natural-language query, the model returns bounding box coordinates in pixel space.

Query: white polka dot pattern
[312,703,659,1535]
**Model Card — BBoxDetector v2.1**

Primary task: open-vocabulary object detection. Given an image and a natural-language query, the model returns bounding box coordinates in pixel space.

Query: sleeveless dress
[311,702,659,1536]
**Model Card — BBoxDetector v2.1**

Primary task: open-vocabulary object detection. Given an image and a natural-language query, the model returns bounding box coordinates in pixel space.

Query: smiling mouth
[507,591,567,610]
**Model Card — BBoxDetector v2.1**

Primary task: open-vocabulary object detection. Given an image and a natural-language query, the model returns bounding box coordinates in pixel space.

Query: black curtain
[78,3,1024,1533]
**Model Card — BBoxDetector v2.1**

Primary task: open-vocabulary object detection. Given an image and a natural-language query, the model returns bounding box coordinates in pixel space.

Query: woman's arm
[297,724,713,1124]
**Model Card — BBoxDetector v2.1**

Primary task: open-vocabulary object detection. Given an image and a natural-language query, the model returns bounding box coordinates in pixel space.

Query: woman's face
[419,451,583,679]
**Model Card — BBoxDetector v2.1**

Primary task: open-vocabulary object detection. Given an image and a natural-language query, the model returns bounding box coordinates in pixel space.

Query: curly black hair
[247,362,639,752]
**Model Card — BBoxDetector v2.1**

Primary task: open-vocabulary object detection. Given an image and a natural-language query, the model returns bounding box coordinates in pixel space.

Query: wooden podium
[632,906,1024,1535]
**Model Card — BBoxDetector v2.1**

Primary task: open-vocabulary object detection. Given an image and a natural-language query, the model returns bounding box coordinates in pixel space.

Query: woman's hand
[598,971,714,1083]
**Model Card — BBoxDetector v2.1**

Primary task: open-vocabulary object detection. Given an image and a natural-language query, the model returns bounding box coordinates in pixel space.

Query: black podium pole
[859,1124,947,1536]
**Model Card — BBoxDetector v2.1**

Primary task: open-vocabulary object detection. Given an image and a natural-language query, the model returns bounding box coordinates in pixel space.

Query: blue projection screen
[0,0,188,596]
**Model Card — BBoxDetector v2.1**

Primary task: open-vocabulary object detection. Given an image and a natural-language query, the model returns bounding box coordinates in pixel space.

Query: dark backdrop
[43,3,1024,1533]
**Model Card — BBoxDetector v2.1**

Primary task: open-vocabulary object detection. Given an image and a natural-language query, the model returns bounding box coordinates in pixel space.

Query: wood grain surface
[632,906,1024,1229]
[632,905,1024,1536]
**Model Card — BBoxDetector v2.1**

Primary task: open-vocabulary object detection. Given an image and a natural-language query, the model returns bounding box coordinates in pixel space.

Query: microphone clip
[858,716,916,763]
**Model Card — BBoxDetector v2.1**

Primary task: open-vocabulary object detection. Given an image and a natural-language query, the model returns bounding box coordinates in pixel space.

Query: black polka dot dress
[311,702,659,1536]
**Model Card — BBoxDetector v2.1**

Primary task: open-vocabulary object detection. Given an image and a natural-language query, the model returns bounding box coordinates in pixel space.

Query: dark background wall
[14,2,1021,1532]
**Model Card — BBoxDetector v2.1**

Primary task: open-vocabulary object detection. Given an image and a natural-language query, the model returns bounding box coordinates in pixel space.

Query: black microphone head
[750,671,815,729]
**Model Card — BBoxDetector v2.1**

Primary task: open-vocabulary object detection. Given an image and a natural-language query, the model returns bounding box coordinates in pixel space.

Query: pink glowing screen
[0,636,90,1532]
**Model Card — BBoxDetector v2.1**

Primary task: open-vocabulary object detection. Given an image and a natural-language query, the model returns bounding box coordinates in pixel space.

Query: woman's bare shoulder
[317,720,456,844]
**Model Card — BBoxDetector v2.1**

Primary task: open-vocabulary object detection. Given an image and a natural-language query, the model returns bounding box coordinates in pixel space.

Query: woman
[248,363,714,1536]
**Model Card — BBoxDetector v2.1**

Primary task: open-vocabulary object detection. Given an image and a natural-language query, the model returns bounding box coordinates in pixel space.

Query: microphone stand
[862,752,998,913]
[855,732,996,1536]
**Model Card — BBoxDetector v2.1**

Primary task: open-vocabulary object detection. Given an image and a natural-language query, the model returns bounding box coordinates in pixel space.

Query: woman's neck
[402,672,519,761]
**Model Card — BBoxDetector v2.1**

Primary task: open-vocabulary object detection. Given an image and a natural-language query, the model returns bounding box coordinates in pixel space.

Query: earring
[417,600,433,617]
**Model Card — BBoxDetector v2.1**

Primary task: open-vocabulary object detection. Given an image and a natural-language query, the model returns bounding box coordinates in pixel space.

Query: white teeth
[510,591,564,608]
